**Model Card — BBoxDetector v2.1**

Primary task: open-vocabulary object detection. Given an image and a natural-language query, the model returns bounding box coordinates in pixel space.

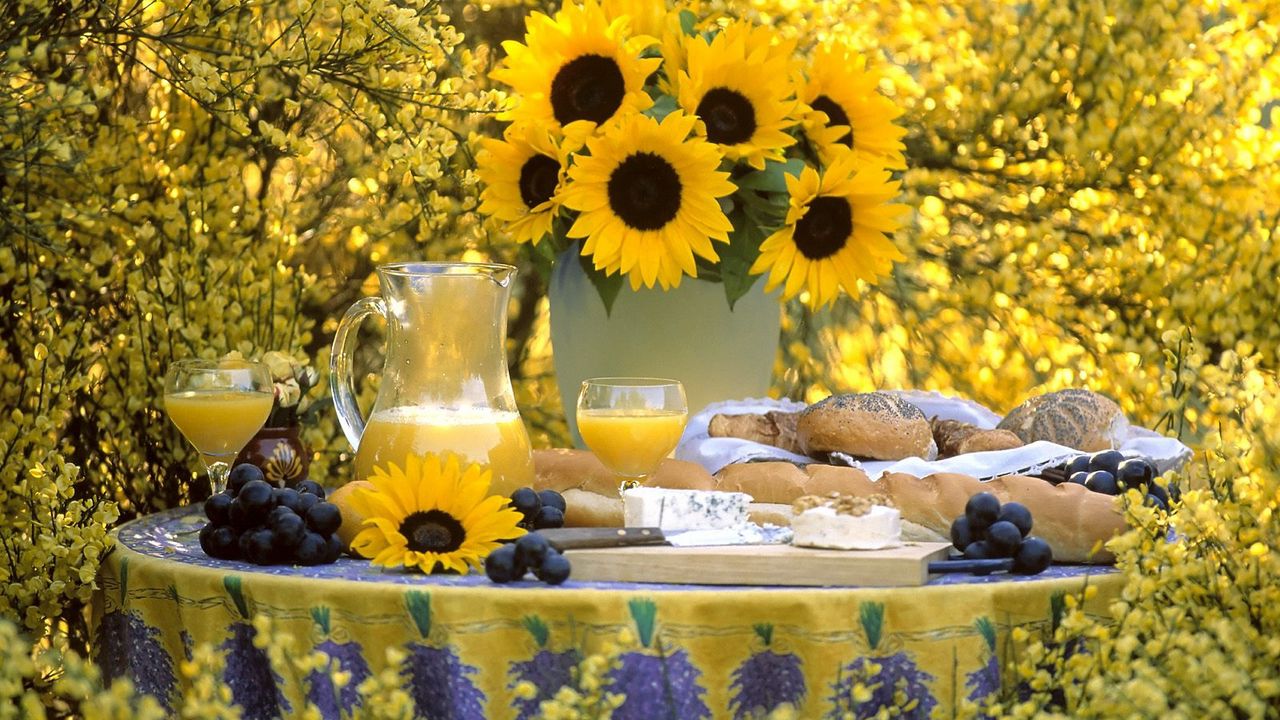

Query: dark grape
[1146,493,1168,511]
[295,533,328,566]
[1068,472,1089,485]
[964,492,1001,532]
[997,502,1033,537]
[963,541,994,560]
[949,516,973,551]
[239,480,274,511]
[514,532,551,568]
[242,528,277,565]
[270,508,306,548]
[485,544,524,583]
[986,521,1023,557]
[1084,471,1119,495]
[534,506,565,530]
[1147,482,1169,505]
[1115,459,1153,491]
[323,535,345,563]
[537,490,567,513]
[274,488,302,513]
[534,551,571,585]
[228,463,264,495]
[1012,537,1053,575]
[205,493,233,525]
[510,488,541,521]
[306,502,342,534]
[296,493,320,514]
[201,525,240,560]
[1088,450,1125,475]
[295,479,326,499]
[228,498,255,529]
[1065,455,1092,477]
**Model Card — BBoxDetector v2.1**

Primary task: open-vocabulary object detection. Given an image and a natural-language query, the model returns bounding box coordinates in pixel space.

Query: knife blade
[537,525,794,551]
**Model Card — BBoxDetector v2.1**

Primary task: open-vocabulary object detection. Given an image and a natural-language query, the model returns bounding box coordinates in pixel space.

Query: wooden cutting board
[564,542,953,587]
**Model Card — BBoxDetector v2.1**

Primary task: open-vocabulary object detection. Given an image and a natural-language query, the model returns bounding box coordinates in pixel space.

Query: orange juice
[164,389,274,462]
[577,409,688,477]
[355,407,535,496]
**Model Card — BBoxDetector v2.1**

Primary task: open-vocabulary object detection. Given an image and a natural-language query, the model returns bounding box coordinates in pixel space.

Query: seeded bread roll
[997,388,1128,452]
[796,392,936,461]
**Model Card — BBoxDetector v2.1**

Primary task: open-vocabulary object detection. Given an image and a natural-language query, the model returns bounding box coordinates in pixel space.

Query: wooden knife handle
[536,527,667,551]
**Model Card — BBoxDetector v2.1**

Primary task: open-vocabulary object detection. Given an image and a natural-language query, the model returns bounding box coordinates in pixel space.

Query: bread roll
[796,392,935,460]
[708,411,803,453]
[997,388,1127,452]
[534,449,715,527]
[930,417,1024,457]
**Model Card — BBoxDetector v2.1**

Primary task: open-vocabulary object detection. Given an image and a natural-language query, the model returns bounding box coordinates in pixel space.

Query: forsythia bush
[2,0,1277,716]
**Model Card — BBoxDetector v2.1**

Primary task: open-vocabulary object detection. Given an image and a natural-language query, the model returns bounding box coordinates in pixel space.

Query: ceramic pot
[548,250,781,446]
[235,425,310,487]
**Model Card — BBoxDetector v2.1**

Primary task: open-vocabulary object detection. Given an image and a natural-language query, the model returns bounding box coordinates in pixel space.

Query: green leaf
[753,623,774,647]
[628,598,658,648]
[645,94,678,122]
[224,576,250,620]
[678,9,697,36]
[733,158,805,194]
[405,590,432,640]
[975,616,997,652]
[522,615,550,649]
[859,601,885,652]
[118,556,129,604]
[720,215,765,308]
[578,252,625,316]
[312,606,332,636]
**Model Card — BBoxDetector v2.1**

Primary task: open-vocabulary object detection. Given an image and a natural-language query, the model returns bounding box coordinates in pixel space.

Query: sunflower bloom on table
[348,453,526,574]
[560,110,735,290]
[750,150,907,308]
[673,21,800,169]
[491,0,659,139]
[801,42,906,169]
[478,124,571,246]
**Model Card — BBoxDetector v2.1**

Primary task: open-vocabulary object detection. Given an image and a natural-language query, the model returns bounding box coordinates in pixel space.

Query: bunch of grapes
[949,493,1053,575]
[199,464,344,566]
[484,533,571,585]
[1058,451,1177,508]
[508,487,567,531]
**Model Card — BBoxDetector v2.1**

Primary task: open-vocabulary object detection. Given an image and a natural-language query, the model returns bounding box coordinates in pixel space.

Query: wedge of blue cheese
[621,487,751,531]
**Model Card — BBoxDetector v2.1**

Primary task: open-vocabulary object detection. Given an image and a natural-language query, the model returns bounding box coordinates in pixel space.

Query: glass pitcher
[330,262,535,496]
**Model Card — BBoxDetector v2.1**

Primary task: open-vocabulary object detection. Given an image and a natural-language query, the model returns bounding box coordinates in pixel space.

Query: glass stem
[207,461,231,494]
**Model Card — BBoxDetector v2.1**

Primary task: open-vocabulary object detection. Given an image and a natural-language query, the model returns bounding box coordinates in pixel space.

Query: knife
[537,526,794,550]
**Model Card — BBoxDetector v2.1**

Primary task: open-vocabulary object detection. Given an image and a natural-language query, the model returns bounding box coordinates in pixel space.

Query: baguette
[533,449,1123,562]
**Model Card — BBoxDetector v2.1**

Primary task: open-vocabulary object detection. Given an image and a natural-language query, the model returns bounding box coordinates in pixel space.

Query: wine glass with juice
[576,378,689,492]
[164,358,274,493]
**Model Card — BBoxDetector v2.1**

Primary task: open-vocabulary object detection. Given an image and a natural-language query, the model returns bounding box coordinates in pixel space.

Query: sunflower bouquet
[478,0,909,309]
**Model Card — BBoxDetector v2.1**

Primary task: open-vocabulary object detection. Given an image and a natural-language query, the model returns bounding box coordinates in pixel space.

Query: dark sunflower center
[606,152,682,231]
[696,87,757,145]
[794,196,853,260]
[550,54,626,125]
[400,510,466,554]
[518,154,560,209]
[811,95,853,147]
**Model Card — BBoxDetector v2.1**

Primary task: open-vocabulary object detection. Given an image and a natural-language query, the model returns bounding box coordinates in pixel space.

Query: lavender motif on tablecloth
[828,602,937,720]
[729,623,806,719]
[93,558,177,710]
[401,590,486,720]
[508,615,581,720]
[306,606,372,719]
[966,616,1001,715]
[606,598,711,720]
[220,576,291,720]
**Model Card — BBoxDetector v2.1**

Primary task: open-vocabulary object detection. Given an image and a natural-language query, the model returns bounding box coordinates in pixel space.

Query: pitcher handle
[330,296,387,450]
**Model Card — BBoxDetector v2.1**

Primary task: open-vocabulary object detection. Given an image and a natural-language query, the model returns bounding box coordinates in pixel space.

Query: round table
[93,506,1121,719]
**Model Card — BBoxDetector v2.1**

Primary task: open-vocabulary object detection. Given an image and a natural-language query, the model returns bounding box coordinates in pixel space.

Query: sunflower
[492,0,659,137]
[348,453,526,574]
[801,42,906,168]
[560,111,735,290]
[477,124,569,245]
[600,0,671,39]
[749,151,907,307]
[673,21,799,169]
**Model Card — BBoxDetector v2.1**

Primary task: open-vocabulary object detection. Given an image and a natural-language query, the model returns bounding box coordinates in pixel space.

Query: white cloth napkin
[676,390,1193,480]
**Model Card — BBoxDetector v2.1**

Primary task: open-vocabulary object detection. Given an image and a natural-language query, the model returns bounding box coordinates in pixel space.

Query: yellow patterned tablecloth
[93,506,1122,719]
